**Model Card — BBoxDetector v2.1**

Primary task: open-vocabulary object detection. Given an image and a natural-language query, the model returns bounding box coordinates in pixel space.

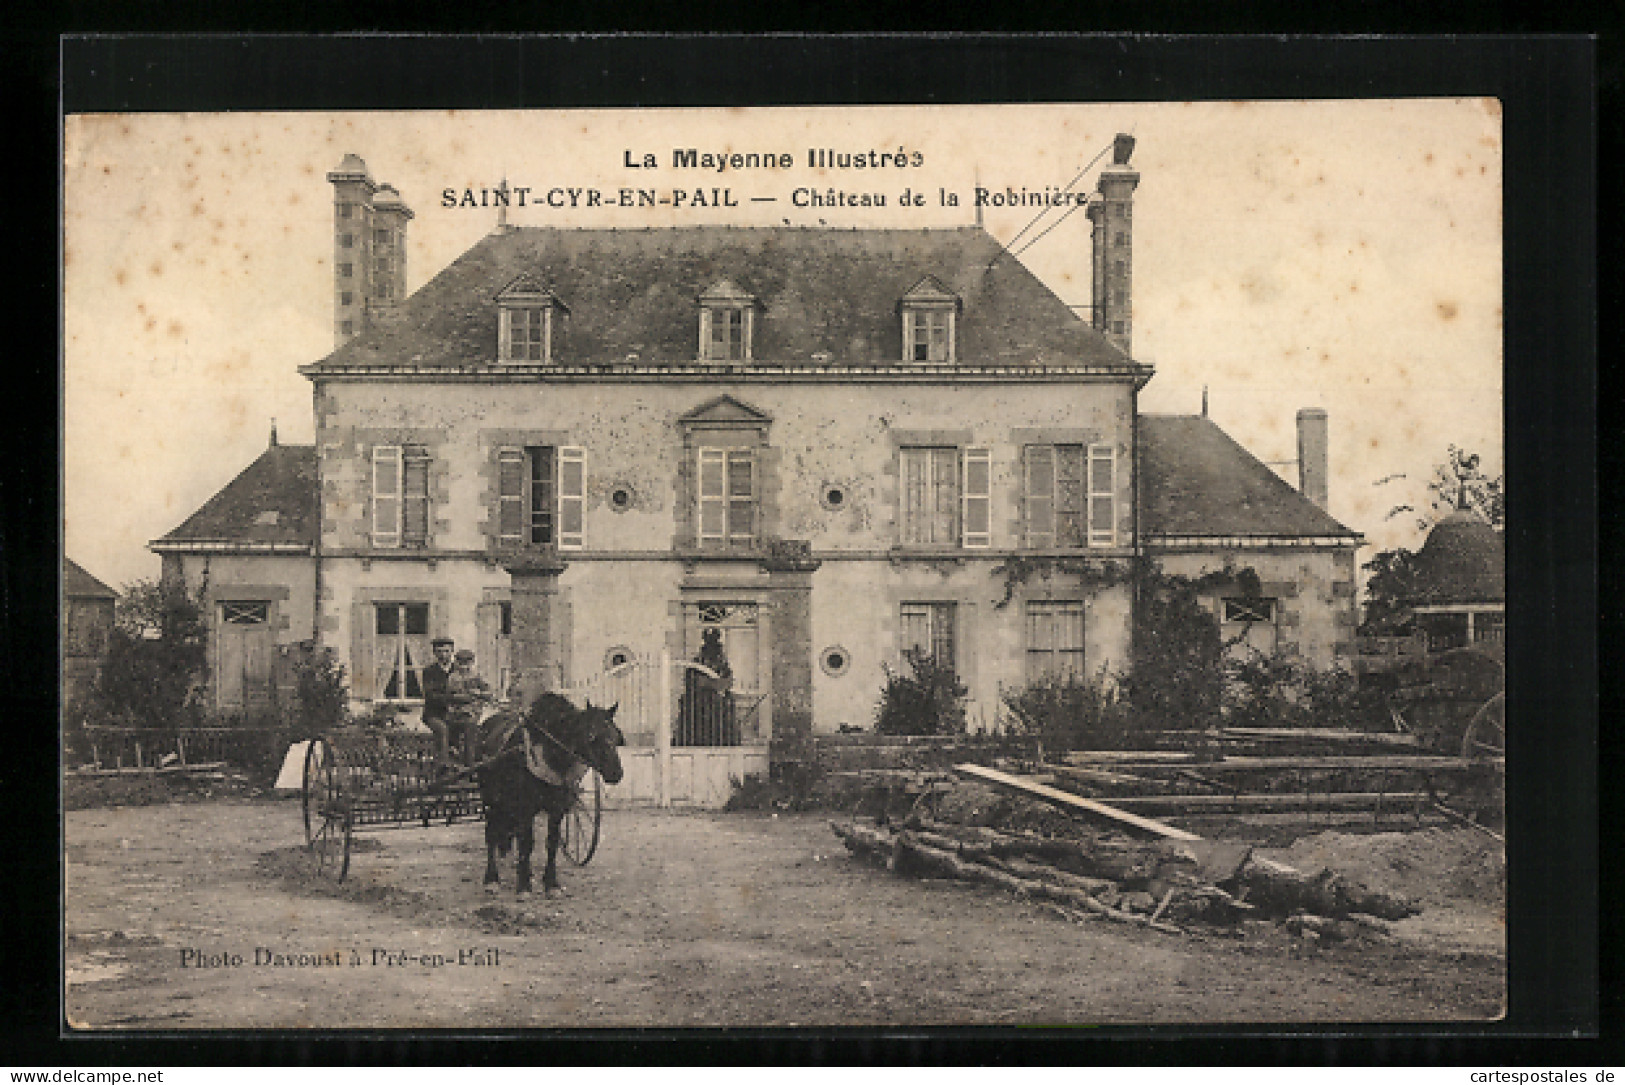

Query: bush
[89,579,209,731]
[287,642,350,739]
[1002,670,1139,751]
[1221,650,1378,730]
[1122,571,1226,731]
[874,648,968,736]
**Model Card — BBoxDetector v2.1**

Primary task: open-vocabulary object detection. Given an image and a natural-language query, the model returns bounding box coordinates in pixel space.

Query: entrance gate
[557,651,770,808]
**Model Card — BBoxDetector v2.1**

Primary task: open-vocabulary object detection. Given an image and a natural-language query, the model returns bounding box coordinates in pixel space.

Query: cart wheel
[301,737,330,846]
[561,768,602,866]
[1461,691,1506,759]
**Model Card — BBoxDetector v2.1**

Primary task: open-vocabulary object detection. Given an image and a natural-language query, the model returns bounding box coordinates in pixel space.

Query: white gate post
[657,648,672,808]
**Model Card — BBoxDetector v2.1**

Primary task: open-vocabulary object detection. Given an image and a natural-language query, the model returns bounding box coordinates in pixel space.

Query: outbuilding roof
[304,226,1135,371]
[151,444,318,552]
[63,558,117,599]
[1139,415,1358,540]
[1406,510,1505,606]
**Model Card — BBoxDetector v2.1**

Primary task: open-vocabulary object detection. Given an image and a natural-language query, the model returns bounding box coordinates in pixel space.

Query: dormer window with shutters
[900,276,961,363]
[496,274,569,363]
[698,279,757,361]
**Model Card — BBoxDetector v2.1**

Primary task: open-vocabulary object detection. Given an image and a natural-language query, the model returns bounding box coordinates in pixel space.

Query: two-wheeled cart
[299,727,603,882]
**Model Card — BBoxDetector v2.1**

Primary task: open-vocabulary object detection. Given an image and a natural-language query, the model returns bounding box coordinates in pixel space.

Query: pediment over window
[900,275,962,310]
[679,394,774,427]
[699,278,758,305]
[496,273,570,313]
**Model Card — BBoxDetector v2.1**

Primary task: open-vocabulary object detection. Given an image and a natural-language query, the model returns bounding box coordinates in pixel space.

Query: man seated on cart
[446,648,495,768]
[421,636,457,768]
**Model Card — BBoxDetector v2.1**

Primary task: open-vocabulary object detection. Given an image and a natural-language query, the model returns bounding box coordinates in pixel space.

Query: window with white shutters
[1024,444,1115,549]
[497,445,585,549]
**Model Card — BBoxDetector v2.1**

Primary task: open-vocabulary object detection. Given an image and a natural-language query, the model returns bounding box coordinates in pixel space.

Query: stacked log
[830,813,1419,938]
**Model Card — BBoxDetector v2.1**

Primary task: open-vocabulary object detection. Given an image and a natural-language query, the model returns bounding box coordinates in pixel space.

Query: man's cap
[431,636,455,648]
[455,649,476,663]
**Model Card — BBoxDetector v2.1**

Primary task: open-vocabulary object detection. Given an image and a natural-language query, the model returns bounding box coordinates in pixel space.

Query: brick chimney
[326,155,413,348]
[1086,133,1140,357]
[1297,408,1329,510]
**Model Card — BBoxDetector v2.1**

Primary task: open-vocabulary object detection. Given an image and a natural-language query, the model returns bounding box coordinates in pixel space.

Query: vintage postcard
[63,100,1507,1030]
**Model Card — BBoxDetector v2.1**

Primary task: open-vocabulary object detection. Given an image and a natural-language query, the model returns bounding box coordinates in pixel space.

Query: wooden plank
[1105,754,1502,773]
[1101,791,1432,813]
[1062,750,1200,765]
[952,763,1203,842]
[1218,727,1420,747]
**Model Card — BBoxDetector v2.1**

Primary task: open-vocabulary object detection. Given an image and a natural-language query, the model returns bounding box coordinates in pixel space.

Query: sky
[63,101,1502,591]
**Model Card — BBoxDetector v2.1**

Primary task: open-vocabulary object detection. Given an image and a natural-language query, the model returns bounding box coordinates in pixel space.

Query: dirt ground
[64,796,1504,1029]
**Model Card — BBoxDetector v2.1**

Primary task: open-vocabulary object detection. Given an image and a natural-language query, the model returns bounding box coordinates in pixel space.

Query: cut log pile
[829,756,1424,941]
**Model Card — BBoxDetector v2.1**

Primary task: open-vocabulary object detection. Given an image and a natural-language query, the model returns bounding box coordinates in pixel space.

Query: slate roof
[305,227,1134,370]
[1406,510,1505,606]
[1139,415,1358,539]
[64,558,117,599]
[152,444,318,550]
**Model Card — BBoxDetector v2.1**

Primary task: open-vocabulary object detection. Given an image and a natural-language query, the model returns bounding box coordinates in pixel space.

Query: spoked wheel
[560,768,602,866]
[309,811,353,882]
[301,737,330,846]
[1461,691,1506,759]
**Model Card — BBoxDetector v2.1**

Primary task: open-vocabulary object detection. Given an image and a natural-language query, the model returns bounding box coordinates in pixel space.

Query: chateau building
[153,139,1362,793]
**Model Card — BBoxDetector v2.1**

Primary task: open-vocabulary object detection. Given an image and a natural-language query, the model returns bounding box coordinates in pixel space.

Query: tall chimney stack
[326,154,412,348]
[1086,133,1140,357]
[1297,408,1329,510]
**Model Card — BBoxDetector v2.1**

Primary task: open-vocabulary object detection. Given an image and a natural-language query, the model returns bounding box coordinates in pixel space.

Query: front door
[681,601,768,744]
[218,600,273,710]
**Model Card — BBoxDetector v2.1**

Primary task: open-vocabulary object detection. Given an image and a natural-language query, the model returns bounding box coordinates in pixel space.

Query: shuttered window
[961,447,992,548]
[698,448,755,549]
[1025,444,1115,549]
[372,445,430,549]
[497,445,585,549]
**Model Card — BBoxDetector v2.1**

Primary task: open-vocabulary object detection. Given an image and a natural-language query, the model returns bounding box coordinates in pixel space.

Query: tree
[1359,547,1423,636]
[90,578,209,729]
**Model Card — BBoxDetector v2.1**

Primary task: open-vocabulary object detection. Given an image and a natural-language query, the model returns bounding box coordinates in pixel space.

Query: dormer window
[699,279,757,361]
[495,274,569,363]
[900,276,961,363]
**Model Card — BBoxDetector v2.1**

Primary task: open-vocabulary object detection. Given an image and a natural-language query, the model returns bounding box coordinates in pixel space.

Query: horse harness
[519,726,590,789]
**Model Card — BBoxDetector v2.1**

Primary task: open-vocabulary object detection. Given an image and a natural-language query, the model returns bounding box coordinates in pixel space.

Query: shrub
[1002,670,1139,751]
[1220,650,1378,730]
[874,648,968,736]
[287,642,349,739]
[90,579,209,730]
[1122,571,1226,732]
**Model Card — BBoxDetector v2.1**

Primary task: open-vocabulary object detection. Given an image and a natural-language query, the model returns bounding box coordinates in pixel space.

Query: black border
[12,33,1602,1064]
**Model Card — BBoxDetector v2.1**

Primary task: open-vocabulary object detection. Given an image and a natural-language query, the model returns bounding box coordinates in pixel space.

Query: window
[341,320,354,336]
[900,602,956,670]
[497,445,584,549]
[375,602,430,700]
[906,309,952,362]
[338,204,353,219]
[699,306,753,360]
[341,233,354,249]
[503,308,549,362]
[1024,444,1115,548]
[1026,601,1085,682]
[221,601,269,625]
[901,447,989,548]
[374,229,390,245]
[899,276,960,363]
[339,263,353,279]
[697,448,756,549]
[499,601,512,636]
[371,445,430,548]
[1221,597,1279,655]
[340,291,353,306]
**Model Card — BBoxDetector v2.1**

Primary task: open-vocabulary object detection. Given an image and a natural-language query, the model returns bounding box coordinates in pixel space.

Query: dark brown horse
[476,691,624,896]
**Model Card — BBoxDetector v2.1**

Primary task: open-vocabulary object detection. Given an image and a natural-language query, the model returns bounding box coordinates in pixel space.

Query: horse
[475,691,624,897]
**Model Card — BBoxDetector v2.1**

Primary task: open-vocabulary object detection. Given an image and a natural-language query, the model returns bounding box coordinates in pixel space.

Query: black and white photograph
[61,96,1518,1030]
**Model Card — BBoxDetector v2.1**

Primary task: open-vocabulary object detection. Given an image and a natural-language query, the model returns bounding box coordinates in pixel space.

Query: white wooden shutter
[698,448,726,547]
[371,445,402,548]
[496,448,524,543]
[558,446,585,549]
[1088,444,1115,547]
[961,447,991,548]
